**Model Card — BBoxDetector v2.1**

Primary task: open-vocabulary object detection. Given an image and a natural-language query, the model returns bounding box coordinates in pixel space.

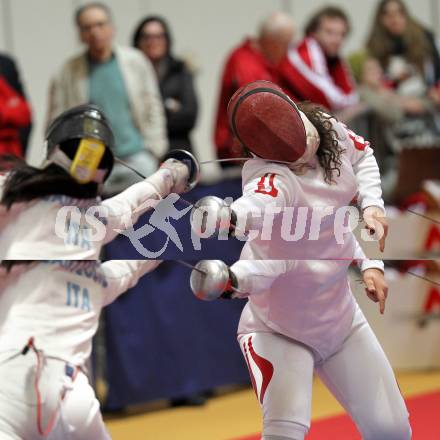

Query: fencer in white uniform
[190,81,411,440]
[0,104,195,439]
[0,260,161,439]
[0,104,194,260]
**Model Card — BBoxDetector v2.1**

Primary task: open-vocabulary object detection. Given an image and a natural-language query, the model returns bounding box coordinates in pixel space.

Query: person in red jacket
[0,55,31,157]
[214,12,294,166]
[280,6,358,111]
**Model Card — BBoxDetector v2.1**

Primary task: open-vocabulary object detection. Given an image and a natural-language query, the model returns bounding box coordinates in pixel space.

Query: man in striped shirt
[280,6,358,111]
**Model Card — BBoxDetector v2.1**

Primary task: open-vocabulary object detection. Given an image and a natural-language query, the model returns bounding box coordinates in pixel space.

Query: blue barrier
[104,178,250,409]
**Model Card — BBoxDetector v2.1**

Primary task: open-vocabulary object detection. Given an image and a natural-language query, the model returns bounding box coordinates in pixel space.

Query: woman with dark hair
[0,104,191,259]
[366,0,440,201]
[189,81,411,440]
[133,16,198,153]
[367,0,440,97]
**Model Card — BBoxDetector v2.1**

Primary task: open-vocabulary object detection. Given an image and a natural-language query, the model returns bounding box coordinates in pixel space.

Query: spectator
[280,6,358,111]
[365,0,440,202]
[214,12,294,165]
[0,54,31,157]
[354,54,428,124]
[366,0,440,100]
[133,16,198,154]
[351,53,434,201]
[47,2,167,195]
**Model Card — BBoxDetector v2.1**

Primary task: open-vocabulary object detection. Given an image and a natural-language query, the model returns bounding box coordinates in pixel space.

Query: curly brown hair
[233,102,344,184]
[297,102,344,184]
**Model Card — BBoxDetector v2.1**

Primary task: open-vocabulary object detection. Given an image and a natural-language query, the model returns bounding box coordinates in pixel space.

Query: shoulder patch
[341,123,370,151]
[255,173,279,197]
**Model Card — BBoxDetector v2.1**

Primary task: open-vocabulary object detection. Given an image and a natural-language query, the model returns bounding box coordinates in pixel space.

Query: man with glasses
[47,2,168,195]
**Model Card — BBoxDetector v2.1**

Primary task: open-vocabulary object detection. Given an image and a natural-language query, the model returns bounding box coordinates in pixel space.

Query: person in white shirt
[189,81,411,440]
[0,104,192,260]
[0,260,161,439]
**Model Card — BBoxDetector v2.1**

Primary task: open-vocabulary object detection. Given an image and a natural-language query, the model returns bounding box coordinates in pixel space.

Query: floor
[106,369,440,440]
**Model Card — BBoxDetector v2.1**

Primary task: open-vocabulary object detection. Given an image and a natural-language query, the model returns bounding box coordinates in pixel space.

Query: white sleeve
[230,260,294,296]
[101,260,162,306]
[353,147,385,212]
[100,168,174,244]
[337,122,385,213]
[353,239,384,273]
[231,170,293,233]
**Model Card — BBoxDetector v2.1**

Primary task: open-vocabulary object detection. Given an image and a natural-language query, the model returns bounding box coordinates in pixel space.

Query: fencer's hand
[160,158,190,194]
[363,268,388,314]
[363,206,388,253]
[190,260,238,301]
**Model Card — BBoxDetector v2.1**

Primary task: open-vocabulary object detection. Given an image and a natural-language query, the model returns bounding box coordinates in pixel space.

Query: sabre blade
[114,157,146,179]
[404,270,440,287]
[119,155,440,234]
[199,158,252,165]
[383,262,440,287]
[175,260,207,275]
[199,158,294,166]
[406,208,440,226]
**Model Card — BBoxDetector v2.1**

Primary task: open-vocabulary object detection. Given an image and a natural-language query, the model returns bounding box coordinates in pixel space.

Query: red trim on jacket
[280,37,357,110]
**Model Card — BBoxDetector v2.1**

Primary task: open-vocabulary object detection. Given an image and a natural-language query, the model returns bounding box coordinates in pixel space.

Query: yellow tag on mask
[70,138,105,184]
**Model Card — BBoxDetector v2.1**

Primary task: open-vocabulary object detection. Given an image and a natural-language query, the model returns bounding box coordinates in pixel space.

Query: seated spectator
[351,53,440,202]
[214,12,294,165]
[366,0,440,101]
[133,16,198,154]
[47,2,167,195]
[354,54,429,124]
[0,54,31,157]
[363,1,440,203]
[280,6,358,111]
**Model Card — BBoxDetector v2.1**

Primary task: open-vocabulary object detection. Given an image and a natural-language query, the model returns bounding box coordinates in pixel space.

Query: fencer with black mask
[0,104,193,259]
[0,104,198,439]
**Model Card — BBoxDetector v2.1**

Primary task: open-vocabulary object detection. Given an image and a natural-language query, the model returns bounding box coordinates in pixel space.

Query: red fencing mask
[228,80,307,162]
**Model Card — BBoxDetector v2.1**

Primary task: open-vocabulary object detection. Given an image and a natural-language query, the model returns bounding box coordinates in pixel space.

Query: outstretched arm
[101,160,189,244]
[190,259,294,301]
[230,259,295,297]
[101,260,162,306]
[191,165,294,239]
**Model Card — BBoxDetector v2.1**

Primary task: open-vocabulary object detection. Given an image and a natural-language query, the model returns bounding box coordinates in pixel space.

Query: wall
[0,0,439,180]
